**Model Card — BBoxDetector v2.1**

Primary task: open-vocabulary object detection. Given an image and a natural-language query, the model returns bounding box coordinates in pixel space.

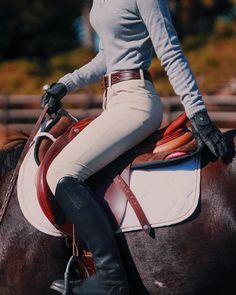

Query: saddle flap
[104,166,130,226]
[35,117,94,236]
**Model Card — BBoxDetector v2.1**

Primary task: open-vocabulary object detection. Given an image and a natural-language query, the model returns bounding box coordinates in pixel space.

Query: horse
[1,123,236,295]
[0,139,71,295]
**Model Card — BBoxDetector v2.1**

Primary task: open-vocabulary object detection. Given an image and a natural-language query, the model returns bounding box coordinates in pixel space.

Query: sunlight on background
[0,0,236,145]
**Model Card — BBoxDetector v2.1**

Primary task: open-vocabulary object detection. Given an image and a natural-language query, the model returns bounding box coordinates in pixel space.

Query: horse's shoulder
[0,130,28,149]
[0,138,26,175]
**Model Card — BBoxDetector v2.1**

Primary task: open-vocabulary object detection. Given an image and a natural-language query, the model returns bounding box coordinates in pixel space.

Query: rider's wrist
[48,83,67,101]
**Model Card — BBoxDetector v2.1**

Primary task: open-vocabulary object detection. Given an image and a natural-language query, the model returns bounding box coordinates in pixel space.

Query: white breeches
[47,78,163,194]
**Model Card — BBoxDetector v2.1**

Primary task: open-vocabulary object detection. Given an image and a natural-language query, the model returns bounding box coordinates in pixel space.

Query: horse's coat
[0,130,236,295]
[0,142,71,295]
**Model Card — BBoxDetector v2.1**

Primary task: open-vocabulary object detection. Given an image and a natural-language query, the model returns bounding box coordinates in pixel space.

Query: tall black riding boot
[51,176,129,295]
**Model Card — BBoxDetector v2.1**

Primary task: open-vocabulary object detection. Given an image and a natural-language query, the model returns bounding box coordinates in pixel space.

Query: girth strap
[114,175,152,235]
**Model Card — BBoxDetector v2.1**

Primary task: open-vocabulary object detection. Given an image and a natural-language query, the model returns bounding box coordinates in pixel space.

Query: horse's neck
[0,169,14,199]
[0,144,24,206]
[0,144,23,177]
[233,133,236,150]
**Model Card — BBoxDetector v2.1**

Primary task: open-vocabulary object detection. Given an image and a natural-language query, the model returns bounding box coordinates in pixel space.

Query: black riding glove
[190,111,228,158]
[41,83,67,114]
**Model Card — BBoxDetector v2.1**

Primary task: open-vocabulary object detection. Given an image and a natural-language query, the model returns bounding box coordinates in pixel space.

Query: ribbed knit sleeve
[58,42,107,92]
[136,0,206,118]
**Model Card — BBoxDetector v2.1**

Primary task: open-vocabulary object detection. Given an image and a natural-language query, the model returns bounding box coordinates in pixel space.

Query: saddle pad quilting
[118,154,201,232]
[17,134,200,236]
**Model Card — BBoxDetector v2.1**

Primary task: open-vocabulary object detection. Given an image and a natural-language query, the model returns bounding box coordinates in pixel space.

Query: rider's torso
[90,0,153,72]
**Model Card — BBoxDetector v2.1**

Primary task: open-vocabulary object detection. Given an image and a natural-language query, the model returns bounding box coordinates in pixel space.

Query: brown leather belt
[102,69,152,88]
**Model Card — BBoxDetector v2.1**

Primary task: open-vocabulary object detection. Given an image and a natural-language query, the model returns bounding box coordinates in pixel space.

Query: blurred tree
[176,0,233,36]
[81,0,93,49]
[0,0,82,60]
[0,0,235,61]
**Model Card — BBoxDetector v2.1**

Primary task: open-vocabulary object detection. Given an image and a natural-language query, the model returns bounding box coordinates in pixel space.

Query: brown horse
[0,128,236,295]
[0,140,71,295]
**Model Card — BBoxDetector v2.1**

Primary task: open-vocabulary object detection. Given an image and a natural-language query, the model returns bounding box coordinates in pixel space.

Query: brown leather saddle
[35,109,199,236]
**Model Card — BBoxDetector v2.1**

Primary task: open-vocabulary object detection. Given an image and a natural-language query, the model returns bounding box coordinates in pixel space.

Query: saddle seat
[35,110,198,236]
[130,112,197,169]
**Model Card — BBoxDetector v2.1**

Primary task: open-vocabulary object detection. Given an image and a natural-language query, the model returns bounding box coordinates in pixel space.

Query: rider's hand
[41,83,67,114]
[190,111,228,157]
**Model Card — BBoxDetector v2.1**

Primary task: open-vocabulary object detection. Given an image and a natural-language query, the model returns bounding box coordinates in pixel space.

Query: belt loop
[139,69,144,81]
[108,73,112,88]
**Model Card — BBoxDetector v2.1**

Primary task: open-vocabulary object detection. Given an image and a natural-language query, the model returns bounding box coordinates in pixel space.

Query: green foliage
[1,34,235,96]
[171,0,233,37]
[0,0,235,61]
[0,0,82,60]
[0,1,235,95]
[187,35,236,94]
[0,49,96,94]
[149,34,236,96]
[214,18,236,37]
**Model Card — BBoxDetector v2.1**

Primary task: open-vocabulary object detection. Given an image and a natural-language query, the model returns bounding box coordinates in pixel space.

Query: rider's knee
[46,158,67,195]
[46,158,87,195]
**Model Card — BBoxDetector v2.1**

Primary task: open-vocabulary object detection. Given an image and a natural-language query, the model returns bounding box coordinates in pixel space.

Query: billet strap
[114,175,152,235]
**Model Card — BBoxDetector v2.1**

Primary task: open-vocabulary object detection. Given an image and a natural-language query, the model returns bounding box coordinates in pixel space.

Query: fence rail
[0,94,236,137]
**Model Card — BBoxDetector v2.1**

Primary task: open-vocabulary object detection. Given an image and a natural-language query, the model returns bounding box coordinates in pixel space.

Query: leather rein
[0,107,49,224]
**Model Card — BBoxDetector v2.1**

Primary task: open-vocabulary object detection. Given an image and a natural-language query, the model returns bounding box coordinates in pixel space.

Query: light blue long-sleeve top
[59,0,206,118]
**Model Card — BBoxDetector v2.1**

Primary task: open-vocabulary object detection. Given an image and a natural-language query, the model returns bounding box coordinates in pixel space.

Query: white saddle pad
[17,140,64,237]
[17,131,200,237]
[119,155,201,232]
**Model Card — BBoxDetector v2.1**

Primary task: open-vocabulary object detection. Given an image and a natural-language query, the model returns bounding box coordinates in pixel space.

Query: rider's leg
[52,176,129,295]
[47,79,163,294]
[46,80,163,195]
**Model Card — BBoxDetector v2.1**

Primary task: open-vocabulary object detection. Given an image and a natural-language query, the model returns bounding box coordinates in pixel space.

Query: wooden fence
[0,94,236,137]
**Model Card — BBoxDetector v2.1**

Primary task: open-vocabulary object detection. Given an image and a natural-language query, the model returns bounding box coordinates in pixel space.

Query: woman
[42,1,228,294]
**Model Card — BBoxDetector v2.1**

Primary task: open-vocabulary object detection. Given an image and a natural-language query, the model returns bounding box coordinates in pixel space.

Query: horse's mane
[0,134,28,176]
